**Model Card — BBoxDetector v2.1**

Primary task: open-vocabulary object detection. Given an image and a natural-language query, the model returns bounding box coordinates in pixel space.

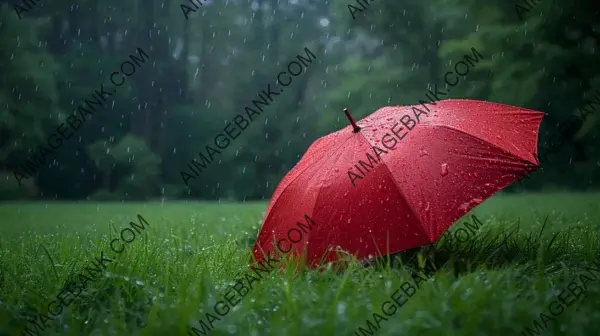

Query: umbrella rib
[260,134,356,243]
[263,137,351,223]
[378,161,432,242]
[422,123,540,166]
[295,131,371,260]
[351,120,430,241]
[304,144,353,259]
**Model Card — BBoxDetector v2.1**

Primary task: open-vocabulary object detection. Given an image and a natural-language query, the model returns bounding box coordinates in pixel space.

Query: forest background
[0,0,598,201]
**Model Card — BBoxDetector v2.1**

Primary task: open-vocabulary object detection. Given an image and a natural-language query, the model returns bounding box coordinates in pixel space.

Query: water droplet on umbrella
[458,198,484,211]
[347,218,351,224]
[441,163,449,176]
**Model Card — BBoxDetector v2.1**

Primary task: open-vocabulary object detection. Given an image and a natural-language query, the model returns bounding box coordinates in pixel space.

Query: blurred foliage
[0,170,38,199]
[0,0,598,201]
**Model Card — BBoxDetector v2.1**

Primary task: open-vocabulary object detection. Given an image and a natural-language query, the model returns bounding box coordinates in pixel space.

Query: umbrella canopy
[252,99,544,267]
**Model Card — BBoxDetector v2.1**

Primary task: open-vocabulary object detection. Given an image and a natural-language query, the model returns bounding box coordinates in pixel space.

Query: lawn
[0,193,599,336]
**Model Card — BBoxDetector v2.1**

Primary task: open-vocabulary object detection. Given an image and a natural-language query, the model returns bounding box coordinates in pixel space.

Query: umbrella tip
[343,107,361,133]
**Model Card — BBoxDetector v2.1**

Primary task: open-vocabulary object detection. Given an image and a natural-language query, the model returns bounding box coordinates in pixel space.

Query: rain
[0,0,599,335]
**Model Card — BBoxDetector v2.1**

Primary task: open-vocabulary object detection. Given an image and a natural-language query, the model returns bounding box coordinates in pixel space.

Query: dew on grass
[337,302,346,315]
[461,287,473,299]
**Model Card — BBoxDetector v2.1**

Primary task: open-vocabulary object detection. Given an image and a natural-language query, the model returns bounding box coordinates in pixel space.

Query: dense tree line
[0,0,598,201]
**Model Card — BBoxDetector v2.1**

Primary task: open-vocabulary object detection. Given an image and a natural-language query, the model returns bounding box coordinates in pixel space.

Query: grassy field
[0,193,599,336]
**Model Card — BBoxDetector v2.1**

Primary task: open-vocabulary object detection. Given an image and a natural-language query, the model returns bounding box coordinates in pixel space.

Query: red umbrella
[252,99,543,267]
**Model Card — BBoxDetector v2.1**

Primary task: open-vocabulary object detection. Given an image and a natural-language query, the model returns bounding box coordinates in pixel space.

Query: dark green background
[0,0,598,201]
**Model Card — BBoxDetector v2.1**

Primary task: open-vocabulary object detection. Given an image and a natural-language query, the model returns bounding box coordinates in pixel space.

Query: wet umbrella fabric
[252,99,544,267]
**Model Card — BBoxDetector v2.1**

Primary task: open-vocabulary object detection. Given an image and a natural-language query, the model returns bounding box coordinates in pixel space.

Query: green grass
[0,193,599,336]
